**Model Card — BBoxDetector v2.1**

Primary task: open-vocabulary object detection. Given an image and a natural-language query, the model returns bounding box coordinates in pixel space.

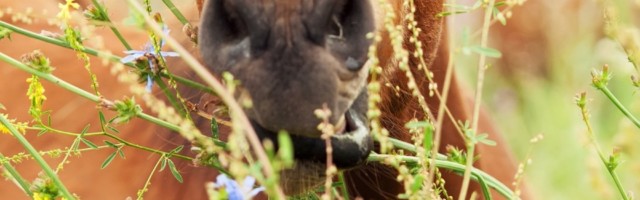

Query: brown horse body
[0,0,524,199]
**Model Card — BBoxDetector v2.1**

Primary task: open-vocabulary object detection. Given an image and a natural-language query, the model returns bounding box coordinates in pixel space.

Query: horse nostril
[345,57,362,71]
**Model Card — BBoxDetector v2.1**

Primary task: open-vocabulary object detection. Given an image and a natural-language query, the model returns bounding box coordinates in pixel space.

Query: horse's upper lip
[251,108,373,169]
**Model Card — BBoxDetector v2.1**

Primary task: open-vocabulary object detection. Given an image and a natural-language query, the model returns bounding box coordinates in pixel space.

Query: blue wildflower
[120,26,179,92]
[214,174,264,200]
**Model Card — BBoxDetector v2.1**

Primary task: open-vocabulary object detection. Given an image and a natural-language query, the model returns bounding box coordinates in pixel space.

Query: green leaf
[476,174,493,200]
[210,118,219,139]
[107,126,120,133]
[117,149,125,158]
[167,159,183,183]
[469,46,502,58]
[160,157,168,171]
[98,111,107,133]
[169,145,184,154]
[404,121,431,129]
[80,124,90,136]
[410,174,424,193]
[423,125,433,151]
[477,134,497,146]
[493,8,506,26]
[36,126,48,136]
[0,26,12,40]
[81,138,98,149]
[101,151,117,169]
[104,140,118,148]
[278,131,294,168]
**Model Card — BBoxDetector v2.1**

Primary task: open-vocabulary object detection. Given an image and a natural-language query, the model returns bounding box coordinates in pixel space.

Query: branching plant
[0,0,544,200]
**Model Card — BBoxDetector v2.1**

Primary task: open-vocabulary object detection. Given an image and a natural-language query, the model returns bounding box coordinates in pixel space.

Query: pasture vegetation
[0,0,638,199]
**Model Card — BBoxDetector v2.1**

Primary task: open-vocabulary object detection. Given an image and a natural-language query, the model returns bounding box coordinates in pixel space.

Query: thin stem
[153,76,188,117]
[89,0,133,50]
[460,0,497,198]
[609,172,629,200]
[0,20,213,94]
[380,136,448,160]
[0,53,225,148]
[25,126,102,137]
[136,156,164,200]
[124,1,286,198]
[102,132,193,161]
[0,115,75,200]
[0,153,32,197]
[597,87,640,128]
[338,172,350,200]
[55,138,81,173]
[367,154,515,199]
[161,0,189,25]
[578,94,630,200]
[27,124,205,165]
[429,0,459,191]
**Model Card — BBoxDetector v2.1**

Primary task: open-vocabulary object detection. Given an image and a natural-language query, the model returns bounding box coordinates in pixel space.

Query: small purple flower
[120,26,179,92]
[214,174,264,200]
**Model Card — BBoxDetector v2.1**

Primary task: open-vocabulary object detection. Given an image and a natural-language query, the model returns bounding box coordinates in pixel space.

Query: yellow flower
[33,192,53,200]
[26,76,47,120]
[0,114,27,135]
[56,0,80,21]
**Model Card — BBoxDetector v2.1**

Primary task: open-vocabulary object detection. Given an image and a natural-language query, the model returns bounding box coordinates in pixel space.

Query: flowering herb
[120,26,179,92]
[213,174,264,200]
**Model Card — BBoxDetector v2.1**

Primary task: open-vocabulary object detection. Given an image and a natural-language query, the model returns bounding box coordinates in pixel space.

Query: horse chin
[251,106,373,195]
[252,107,372,166]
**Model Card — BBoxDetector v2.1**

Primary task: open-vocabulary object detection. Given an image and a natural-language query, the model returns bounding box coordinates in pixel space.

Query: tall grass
[2,0,639,199]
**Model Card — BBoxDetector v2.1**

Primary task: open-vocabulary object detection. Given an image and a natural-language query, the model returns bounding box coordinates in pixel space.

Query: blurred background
[453,0,640,199]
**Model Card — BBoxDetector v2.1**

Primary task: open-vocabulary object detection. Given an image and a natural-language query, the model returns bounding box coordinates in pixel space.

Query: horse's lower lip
[251,109,373,169]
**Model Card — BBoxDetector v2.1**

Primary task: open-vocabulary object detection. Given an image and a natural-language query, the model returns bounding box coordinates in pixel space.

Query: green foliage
[26,76,47,121]
[0,26,12,40]
[111,97,142,124]
[101,141,124,169]
[21,51,54,73]
[83,5,109,23]
[592,65,612,90]
[31,173,62,200]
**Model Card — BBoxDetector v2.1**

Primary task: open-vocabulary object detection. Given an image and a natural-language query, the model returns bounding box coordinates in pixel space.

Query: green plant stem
[125,1,286,198]
[0,153,32,197]
[477,175,492,200]
[608,172,629,200]
[383,137,448,160]
[153,76,187,117]
[28,125,200,162]
[25,126,101,137]
[55,138,81,173]
[462,0,497,198]
[0,53,225,147]
[0,20,213,95]
[102,132,193,161]
[428,0,460,192]
[578,100,630,200]
[367,153,515,200]
[0,115,75,200]
[90,0,133,50]
[7,145,112,162]
[161,0,189,25]
[337,172,350,200]
[137,156,163,200]
[597,86,640,128]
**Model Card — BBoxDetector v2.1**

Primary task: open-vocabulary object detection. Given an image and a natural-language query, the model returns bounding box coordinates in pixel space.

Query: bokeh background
[454,0,640,199]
